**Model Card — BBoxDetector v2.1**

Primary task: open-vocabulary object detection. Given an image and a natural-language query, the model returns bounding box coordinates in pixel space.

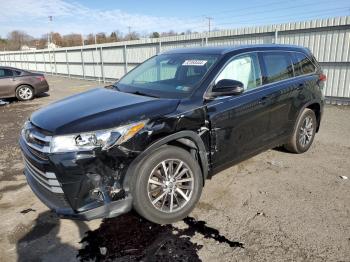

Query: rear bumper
[35,81,49,95]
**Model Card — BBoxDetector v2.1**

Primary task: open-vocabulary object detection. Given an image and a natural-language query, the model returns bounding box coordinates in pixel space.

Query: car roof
[161,44,310,55]
[0,66,24,71]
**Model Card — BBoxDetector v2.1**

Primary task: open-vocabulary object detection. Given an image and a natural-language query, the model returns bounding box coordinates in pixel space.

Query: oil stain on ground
[78,212,244,261]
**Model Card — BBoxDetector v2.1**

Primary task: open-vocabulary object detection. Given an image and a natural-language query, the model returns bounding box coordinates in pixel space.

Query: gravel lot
[0,76,349,262]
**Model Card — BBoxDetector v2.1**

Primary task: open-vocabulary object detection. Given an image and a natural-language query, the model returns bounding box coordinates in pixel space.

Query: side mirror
[209,79,244,98]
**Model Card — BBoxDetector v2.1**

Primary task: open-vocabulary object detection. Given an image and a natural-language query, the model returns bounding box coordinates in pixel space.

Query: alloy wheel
[299,116,314,147]
[147,159,194,213]
[18,86,33,100]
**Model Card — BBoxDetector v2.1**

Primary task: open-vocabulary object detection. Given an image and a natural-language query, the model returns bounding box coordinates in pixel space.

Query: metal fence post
[33,51,37,71]
[53,50,57,75]
[43,51,47,73]
[99,47,105,83]
[26,52,30,70]
[274,29,278,44]
[81,47,85,79]
[95,44,100,82]
[20,51,23,69]
[123,45,128,75]
[48,48,53,75]
[91,48,96,81]
[158,41,162,54]
[65,49,70,78]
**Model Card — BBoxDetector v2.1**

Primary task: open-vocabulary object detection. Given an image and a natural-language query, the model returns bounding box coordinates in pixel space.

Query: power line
[172,6,348,32]
[211,7,348,29]
[130,0,347,33]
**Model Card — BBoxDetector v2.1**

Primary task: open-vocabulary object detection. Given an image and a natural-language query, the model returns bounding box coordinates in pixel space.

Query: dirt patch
[0,183,27,194]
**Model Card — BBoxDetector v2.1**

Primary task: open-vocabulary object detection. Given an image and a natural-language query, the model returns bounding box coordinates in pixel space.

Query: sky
[0,0,349,38]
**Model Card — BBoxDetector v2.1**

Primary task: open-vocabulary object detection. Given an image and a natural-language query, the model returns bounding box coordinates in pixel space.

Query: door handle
[297,83,304,90]
[259,96,270,104]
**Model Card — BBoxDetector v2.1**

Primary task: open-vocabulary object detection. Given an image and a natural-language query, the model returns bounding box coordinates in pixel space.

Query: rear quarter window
[260,52,294,84]
[293,52,316,76]
[13,70,22,76]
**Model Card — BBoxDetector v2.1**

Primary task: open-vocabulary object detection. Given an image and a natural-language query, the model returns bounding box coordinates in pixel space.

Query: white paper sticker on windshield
[182,60,207,66]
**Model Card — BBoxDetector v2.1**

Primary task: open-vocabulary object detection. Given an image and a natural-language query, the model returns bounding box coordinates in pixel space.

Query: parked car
[20,44,325,224]
[0,66,49,101]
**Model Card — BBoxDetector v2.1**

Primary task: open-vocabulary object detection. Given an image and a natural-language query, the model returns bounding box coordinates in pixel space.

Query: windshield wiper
[104,83,120,91]
[131,91,159,98]
[112,83,120,91]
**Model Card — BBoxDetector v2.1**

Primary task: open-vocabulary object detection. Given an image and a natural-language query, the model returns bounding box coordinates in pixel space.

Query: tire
[16,85,34,101]
[284,108,317,154]
[131,145,203,224]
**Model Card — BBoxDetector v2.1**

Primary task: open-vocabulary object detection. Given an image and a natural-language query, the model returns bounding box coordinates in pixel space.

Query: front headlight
[50,120,147,153]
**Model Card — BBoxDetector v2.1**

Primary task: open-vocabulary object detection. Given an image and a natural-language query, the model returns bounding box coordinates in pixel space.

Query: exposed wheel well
[306,103,321,132]
[167,138,207,184]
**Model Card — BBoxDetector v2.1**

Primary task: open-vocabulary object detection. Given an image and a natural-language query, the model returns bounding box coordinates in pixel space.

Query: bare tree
[52,32,63,46]
[109,30,123,42]
[125,31,139,41]
[96,32,107,44]
[62,33,83,47]
[7,30,33,50]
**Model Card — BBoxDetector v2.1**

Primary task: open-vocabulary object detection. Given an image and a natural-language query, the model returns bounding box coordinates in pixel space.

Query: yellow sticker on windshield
[182,60,207,66]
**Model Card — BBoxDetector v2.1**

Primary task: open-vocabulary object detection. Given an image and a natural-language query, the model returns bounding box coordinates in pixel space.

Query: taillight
[35,76,45,81]
[319,73,327,82]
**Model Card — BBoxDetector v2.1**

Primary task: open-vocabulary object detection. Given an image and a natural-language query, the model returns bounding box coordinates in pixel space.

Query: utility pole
[205,17,213,34]
[48,16,53,47]
[127,26,132,40]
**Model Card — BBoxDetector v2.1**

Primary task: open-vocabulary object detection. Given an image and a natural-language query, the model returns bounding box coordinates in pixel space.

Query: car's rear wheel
[131,146,203,224]
[284,108,317,154]
[16,85,34,101]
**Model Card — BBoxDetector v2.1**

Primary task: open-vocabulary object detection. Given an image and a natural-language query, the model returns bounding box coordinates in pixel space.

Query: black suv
[20,44,325,224]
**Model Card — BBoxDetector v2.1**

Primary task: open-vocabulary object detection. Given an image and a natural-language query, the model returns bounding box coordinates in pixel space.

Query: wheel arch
[294,100,322,133]
[306,102,321,132]
[122,131,209,191]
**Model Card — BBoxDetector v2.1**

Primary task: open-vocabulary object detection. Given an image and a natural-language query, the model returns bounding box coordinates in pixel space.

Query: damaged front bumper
[20,136,134,221]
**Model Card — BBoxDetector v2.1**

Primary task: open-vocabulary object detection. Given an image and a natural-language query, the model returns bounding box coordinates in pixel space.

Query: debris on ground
[99,247,107,256]
[256,212,265,217]
[20,208,36,214]
[339,176,348,180]
[267,160,284,168]
[0,99,9,106]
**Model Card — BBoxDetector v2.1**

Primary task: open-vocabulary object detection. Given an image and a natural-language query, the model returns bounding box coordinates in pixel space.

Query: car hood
[30,87,180,135]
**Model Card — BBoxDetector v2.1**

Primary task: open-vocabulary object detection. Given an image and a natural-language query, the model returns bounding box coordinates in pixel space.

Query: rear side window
[293,52,316,76]
[260,52,293,84]
[0,68,13,78]
[13,70,22,76]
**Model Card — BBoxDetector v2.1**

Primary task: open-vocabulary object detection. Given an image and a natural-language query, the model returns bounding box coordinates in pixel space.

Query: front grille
[27,146,49,160]
[24,157,63,193]
[26,167,71,209]
[22,122,52,155]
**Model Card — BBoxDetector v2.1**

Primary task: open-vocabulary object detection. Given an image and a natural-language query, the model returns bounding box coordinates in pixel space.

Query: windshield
[117,53,220,98]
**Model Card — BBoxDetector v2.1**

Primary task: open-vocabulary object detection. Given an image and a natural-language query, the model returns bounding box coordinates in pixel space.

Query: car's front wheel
[131,146,203,224]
